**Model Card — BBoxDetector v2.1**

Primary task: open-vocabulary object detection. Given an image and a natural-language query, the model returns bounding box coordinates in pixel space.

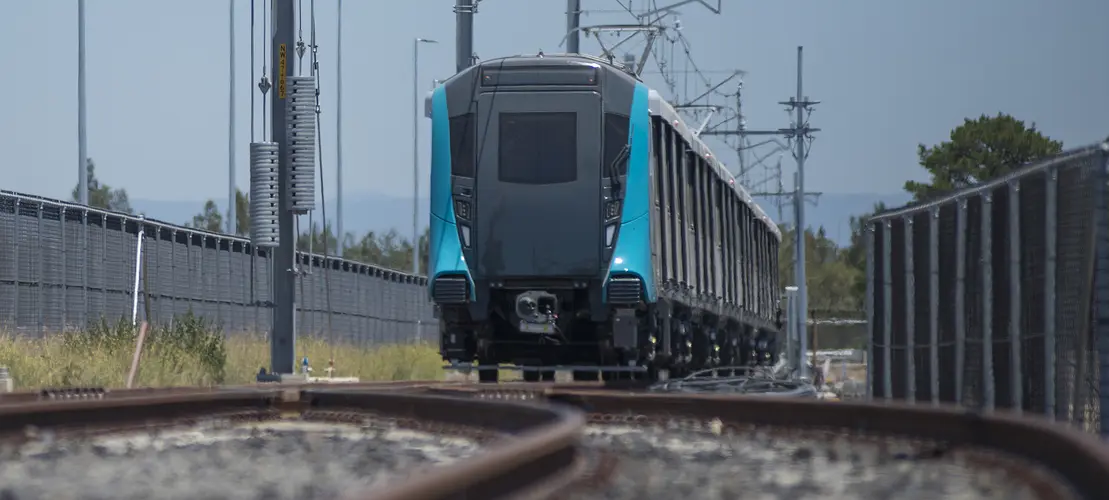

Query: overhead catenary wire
[308,0,337,364]
[260,0,269,139]
[250,0,255,142]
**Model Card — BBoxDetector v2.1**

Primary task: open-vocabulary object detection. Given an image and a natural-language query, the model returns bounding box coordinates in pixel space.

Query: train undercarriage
[438,290,780,383]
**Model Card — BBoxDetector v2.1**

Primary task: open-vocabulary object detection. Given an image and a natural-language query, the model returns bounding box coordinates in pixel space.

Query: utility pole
[77,0,88,206]
[566,0,581,53]
[788,46,818,381]
[228,0,237,234]
[269,0,296,376]
[455,0,476,73]
[335,0,343,250]
[701,46,818,379]
[750,157,822,224]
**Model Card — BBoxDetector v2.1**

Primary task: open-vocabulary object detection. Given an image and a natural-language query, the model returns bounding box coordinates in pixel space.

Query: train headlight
[605,200,621,219]
[455,200,471,220]
[605,224,616,247]
[460,224,471,247]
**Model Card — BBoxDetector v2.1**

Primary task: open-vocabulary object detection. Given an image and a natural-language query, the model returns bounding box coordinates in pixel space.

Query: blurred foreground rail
[0,381,1107,499]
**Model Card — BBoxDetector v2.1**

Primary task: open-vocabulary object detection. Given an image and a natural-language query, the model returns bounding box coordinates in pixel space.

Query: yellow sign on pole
[278,44,287,99]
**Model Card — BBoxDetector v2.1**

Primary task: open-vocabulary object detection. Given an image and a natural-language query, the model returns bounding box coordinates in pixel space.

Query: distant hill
[131,191,913,248]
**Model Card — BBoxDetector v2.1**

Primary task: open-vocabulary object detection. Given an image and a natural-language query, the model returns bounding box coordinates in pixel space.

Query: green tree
[233,189,249,235]
[778,224,862,313]
[71,158,133,213]
[297,220,340,255]
[904,113,1063,201]
[842,201,889,301]
[186,190,248,235]
[188,200,223,232]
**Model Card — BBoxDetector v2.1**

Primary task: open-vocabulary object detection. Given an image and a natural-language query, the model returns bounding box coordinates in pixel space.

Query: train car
[425,53,782,382]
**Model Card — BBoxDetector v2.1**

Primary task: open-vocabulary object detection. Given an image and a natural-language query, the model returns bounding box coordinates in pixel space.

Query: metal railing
[0,190,436,345]
[865,142,1109,435]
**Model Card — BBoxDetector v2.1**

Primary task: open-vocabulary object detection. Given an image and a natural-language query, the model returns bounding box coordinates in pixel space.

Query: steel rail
[423,385,1109,499]
[0,387,588,500]
[544,390,1109,500]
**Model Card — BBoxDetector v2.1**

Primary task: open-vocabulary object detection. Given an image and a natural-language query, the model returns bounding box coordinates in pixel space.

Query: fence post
[883,220,893,401]
[1044,168,1058,419]
[955,199,967,405]
[929,207,940,405]
[131,217,145,326]
[9,199,18,328]
[1098,143,1109,436]
[82,209,89,330]
[1009,181,1023,413]
[60,206,67,330]
[36,203,44,333]
[981,193,995,411]
[904,215,916,403]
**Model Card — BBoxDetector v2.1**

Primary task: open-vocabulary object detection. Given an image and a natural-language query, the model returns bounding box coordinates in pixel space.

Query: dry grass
[0,314,450,390]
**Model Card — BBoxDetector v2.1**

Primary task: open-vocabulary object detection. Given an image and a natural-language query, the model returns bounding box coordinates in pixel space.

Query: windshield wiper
[608,142,630,198]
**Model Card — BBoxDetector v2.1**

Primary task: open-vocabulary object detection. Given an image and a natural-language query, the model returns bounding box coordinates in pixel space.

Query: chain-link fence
[866,142,1109,436]
[0,191,436,345]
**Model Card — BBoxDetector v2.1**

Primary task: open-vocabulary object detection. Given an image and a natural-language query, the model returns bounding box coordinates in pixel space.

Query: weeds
[0,314,444,390]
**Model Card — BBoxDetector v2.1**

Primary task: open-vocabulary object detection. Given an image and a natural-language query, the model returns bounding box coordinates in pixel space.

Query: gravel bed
[0,420,482,500]
[576,422,1079,500]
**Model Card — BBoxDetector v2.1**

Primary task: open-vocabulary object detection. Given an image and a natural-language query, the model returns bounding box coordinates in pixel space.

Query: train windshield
[498,112,578,184]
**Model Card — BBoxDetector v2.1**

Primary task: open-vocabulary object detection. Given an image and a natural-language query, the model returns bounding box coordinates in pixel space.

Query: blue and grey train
[425,53,782,382]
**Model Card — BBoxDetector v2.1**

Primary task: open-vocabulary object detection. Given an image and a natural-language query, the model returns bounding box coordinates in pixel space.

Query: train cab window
[449,114,476,177]
[498,112,577,184]
[603,113,630,178]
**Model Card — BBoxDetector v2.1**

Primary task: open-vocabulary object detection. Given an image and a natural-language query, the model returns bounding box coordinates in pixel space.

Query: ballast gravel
[0,421,482,500]
[576,423,1079,500]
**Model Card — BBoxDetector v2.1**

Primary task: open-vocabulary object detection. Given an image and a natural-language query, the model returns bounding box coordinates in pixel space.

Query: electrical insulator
[249,141,280,247]
[286,75,317,213]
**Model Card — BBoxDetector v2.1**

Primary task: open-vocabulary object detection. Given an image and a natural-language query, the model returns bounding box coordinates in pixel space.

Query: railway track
[0,381,1106,499]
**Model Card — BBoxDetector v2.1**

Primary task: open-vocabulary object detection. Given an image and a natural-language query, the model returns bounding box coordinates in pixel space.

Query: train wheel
[477,362,499,383]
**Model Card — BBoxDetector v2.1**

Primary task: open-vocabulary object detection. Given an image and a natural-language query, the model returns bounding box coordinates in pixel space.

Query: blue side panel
[428,86,476,301]
[606,82,657,302]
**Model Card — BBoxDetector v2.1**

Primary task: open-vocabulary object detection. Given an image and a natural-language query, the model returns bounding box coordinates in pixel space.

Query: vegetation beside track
[0,313,448,389]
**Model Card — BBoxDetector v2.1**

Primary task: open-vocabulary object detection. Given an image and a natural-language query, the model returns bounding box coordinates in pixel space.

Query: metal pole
[413,37,437,278]
[131,217,145,326]
[904,216,916,403]
[566,0,581,54]
[413,38,420,277]
[1045,169,1057,418]
[793,171,806,377]
[1009,182,1022,412]
[793,46,809,381]
[228,0,237,234]
[77,0,88,206]
[335,0,343,250]
[270,0,296,376]
[455,0,474,73]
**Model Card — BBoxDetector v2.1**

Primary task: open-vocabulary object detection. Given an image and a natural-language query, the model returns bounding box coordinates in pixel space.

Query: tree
[186,189,250,235]
[778,224,863,313]
[842,201,889,302]
[904,113,1063,201]
[188,200,223,232]
[71,158,133,213]
[233,189,249,236]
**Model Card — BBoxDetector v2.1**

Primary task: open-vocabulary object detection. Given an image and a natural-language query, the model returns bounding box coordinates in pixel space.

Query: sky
[2,0,1107,221]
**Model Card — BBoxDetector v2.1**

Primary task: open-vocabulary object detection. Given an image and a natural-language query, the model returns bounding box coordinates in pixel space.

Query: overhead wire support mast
[261,0,297,379]
[700,46,818,380]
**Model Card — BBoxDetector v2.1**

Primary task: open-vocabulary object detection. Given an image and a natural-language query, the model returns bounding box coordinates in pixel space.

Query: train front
[425,54,651,374]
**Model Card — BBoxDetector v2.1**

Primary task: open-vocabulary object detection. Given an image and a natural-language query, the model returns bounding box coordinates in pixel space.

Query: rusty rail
[0,386,586,500]
[430,385,1109,500]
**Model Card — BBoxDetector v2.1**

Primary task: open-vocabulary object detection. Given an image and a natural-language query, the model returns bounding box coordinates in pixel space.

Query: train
[425,53,783,382]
